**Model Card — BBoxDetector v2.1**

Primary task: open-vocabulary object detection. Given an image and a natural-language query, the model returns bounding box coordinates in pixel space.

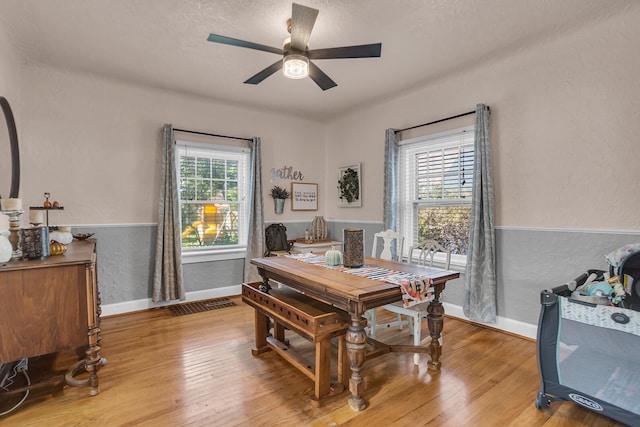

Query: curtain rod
[173,127,253,142]
[395,106,489,134]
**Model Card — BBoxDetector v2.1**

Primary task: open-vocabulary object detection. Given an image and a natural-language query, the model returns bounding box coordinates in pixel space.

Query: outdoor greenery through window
[398,126,474,262]
[176,141,249,251]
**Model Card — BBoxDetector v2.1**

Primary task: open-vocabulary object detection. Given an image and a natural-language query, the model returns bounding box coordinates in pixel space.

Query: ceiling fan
[206,3,382,91]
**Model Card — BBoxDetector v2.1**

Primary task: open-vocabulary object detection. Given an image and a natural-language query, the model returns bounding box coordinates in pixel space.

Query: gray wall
[494,228,640,324]
[74,224,246,306]
[85,221,640,327]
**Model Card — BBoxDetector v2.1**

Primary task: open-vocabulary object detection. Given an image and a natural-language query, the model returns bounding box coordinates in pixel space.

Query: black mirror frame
[0,96,20,199]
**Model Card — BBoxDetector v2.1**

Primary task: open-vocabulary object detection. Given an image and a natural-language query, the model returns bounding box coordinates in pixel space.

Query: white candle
[29,209,45,224]
[1,198,22,211]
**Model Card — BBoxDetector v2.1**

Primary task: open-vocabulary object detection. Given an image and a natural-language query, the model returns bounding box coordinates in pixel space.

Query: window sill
[405,255,467,273]
[182,247,246,264]
[448,259,467,273]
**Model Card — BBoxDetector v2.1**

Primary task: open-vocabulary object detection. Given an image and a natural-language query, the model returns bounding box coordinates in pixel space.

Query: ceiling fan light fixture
[206,3,380,90]
[283,54,309,79]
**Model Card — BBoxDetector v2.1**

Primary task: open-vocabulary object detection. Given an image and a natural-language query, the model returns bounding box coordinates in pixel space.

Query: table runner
[286,253,434,307]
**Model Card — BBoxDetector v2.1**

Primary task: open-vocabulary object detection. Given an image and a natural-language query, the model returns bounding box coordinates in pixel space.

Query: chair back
[408,239,451,269]
[371,229,404,261]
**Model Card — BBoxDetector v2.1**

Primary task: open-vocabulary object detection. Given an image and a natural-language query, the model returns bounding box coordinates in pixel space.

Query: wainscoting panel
[495,227,640,325]
[81,223,639,338]
[73,225,156,305]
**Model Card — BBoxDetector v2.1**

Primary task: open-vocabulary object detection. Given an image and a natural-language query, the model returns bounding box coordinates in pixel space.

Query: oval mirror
[0,96,20,199]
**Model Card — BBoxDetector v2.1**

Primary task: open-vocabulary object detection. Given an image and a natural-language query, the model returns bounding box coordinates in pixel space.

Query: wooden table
[250,256,459,411]
[0,239,103,396]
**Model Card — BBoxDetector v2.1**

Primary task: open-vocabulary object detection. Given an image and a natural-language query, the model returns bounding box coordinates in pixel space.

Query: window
[398,126,474,265]
[175,141,250,257]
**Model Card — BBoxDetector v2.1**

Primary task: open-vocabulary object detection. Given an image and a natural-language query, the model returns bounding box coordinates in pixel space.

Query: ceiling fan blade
[290,3,318,52]
[244,60,283,85]
[308,43,382,60]
[207,34,283,55]
[308,62,337,91]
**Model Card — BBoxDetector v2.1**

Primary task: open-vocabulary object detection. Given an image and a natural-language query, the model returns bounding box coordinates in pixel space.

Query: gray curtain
[244,137,264,283]
[383,128,399,231]
[152,124,185,302]
[383,129,400,259]
[463,104,497,322]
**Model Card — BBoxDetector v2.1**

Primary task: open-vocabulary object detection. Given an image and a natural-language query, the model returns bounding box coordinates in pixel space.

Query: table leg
[346,313,367,411]
[258,274,271,293]
[426,284,445,371]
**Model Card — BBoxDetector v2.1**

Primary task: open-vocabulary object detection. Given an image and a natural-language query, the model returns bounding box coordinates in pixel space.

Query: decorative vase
[274,198,285,215]
[343,228,364,268]
[310,216,327,240]
[0,234,11,265]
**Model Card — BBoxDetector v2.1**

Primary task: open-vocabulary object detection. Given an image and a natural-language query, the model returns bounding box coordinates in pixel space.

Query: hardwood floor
[1,296,626,426]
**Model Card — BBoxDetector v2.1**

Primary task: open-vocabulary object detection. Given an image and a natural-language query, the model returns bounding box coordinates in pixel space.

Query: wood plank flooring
[0,296,626,426]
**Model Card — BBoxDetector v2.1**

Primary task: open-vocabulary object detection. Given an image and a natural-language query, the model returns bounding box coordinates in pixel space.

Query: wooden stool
[242,282,350,407]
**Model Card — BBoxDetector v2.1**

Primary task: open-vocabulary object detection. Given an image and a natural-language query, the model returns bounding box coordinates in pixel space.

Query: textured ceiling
[0,0,634,121]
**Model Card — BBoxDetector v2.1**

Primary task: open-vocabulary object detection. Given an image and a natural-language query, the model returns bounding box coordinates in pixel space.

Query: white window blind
[398,126,475,261]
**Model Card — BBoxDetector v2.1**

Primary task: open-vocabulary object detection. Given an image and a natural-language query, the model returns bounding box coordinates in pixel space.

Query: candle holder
[21,226,49,260]
[1,209,24,260]
[30,206,64,230]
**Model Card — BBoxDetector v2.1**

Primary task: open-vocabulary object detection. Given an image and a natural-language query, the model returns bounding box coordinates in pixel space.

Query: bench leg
[311,338,331,406]
[274,321,286,343]
[251,310,271,356]
[337,334,350,388]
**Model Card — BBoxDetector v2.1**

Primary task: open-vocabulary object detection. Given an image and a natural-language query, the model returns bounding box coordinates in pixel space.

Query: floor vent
[167,297,237,317]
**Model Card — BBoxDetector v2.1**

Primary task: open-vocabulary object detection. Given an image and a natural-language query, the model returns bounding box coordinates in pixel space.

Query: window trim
[398,125,475,266]
[181,246,246,263]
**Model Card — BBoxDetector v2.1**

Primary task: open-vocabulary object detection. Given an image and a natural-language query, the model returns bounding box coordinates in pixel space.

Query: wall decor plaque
[291,182,318,211]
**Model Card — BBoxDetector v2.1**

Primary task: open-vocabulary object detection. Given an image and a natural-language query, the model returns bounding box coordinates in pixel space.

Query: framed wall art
[291,182,318,211]
[337,163,362,207]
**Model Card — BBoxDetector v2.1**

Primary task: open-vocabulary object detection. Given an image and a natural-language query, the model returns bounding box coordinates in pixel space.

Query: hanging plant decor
[337,163,362,207]
[270,185,290,214]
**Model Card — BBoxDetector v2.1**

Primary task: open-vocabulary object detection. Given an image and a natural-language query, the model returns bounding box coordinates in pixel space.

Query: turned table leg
[346,313,368,411]
[426,284,446,371]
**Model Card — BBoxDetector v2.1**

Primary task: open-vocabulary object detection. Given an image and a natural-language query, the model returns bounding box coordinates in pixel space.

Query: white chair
[370,239,451,366]
[365,229,404,338]
[371,229,404,262]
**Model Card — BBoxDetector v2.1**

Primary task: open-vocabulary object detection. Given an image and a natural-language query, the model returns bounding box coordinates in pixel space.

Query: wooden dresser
[291,240,342,254]
[0,239,102,395]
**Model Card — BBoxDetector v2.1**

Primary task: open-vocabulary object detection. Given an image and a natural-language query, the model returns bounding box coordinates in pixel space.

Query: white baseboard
[102,287,538,340]
[101,285,242,317]
[443,302,538,340]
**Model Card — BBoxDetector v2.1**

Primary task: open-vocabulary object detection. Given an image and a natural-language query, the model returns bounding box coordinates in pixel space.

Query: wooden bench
[241,281,350,407]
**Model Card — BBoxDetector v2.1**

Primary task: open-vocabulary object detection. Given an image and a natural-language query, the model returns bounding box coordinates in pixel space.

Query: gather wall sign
[270,165,304,183]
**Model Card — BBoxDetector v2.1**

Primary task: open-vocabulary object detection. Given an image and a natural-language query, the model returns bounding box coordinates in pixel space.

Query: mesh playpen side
[536,288,640,426]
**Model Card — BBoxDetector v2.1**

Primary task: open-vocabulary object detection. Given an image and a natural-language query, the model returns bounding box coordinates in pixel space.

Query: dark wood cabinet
[0,239,102,395]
